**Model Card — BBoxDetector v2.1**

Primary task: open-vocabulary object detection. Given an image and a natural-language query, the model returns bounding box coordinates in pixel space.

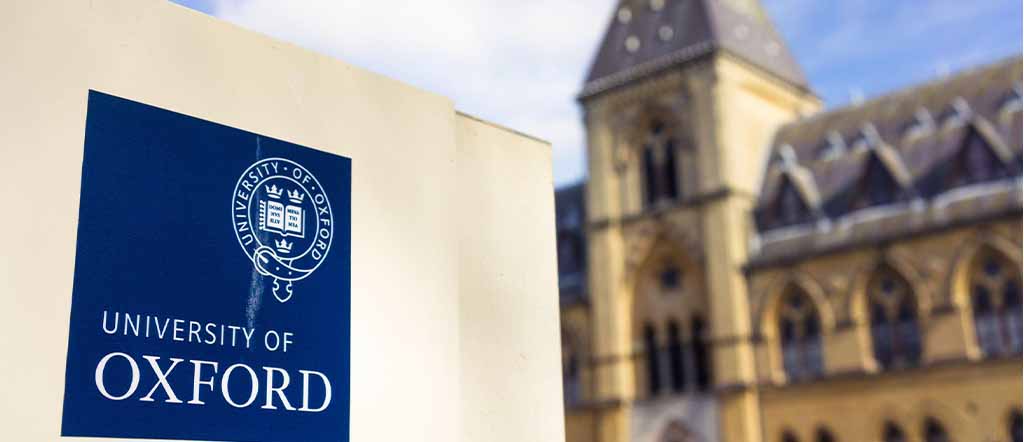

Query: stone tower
[574,1,820,441]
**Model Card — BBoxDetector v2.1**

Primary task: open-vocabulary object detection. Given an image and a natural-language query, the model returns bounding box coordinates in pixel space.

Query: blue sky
[171,0,1022,187]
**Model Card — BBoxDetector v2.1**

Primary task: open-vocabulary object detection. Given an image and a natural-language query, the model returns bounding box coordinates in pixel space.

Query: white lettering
[221,363,259,408]
[101,311,118,335]
[188,360,219,405]
[261,367,295,410]
[140,356,185,403]
[95,352,140,401]
[298,370,332,412]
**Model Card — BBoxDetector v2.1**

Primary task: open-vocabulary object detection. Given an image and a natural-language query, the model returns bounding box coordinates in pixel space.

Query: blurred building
[556,1,1023,442]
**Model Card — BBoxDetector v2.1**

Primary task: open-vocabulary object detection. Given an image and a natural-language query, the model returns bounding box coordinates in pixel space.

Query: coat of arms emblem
[232,157,334,302]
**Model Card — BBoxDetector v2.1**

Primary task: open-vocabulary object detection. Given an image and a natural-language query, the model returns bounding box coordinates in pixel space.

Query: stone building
[556,1,1023,442]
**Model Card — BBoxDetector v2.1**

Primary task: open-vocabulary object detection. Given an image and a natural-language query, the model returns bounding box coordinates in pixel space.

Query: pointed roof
[580,0,809,99]
[754,55,1023,229]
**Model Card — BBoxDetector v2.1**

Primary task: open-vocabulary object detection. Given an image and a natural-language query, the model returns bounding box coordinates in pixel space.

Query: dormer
[943,120,1016,189]
[847,142,914,211]
[755,145,822,231]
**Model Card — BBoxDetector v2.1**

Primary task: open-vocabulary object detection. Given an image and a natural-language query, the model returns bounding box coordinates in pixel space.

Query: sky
[171,0,1022,187]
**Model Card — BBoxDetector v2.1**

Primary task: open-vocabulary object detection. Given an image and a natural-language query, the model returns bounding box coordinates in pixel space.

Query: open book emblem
[232,157,334,303]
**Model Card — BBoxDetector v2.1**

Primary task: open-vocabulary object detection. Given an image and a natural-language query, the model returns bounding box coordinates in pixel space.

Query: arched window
[781,430,799,442]
[868,267,922,369]
[640,120,682,207]
[971,248,1023,356]
[644,324,662,396]
[667,321,686,393]
[643,146,658,206]
[815,427,836,442]
[1009,409,1022,442]
[884,422,906,442]
[691,316,712,391]
[923,418,949,442]
[778,287,824,381]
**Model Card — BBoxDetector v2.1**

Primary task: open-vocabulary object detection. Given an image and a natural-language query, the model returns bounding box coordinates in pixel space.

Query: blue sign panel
[61,91,351,442]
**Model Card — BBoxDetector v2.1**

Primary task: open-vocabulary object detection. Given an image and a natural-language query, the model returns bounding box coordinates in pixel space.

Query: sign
[61,91,351,442]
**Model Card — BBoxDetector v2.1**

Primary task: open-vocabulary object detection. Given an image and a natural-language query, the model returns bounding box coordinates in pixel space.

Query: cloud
[207,0,616,185]
[182,0,1021,185]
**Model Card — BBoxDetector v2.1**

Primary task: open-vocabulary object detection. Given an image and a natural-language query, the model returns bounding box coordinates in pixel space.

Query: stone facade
[557,1,1023,442]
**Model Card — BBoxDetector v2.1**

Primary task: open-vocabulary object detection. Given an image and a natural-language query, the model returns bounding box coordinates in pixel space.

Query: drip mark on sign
[247,262,264,329]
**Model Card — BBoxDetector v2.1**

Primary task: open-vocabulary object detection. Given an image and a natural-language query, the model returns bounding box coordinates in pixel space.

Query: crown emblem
[287,189,305,204]
[274,238,293,253]
[265,184,284,199]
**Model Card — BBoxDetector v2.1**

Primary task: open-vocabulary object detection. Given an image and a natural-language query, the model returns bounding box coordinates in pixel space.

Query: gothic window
[667,321,686,393]
[778,287,824,381]
[644,323,662,396]
[869,267,922,369]
[815,427,836,442]
[970,248,1023,356]
[664,139,680,199]
[1010,409,1022,442]
[923,418,949,442]
[884,422,907,442]
[644,146,658,206]
[641,120,683,207]
[691,316,712,391]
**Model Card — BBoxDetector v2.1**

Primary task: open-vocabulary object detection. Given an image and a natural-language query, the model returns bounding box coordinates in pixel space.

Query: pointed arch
[946,231,1022,310]
[626,232,707,399]
[625,225,703,290]
[865,263,923,369]
[966,244,1023,356]
[757,272,835,339]
[757,273,833,382]
[627,108,690,207]
[847,252,929,328]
